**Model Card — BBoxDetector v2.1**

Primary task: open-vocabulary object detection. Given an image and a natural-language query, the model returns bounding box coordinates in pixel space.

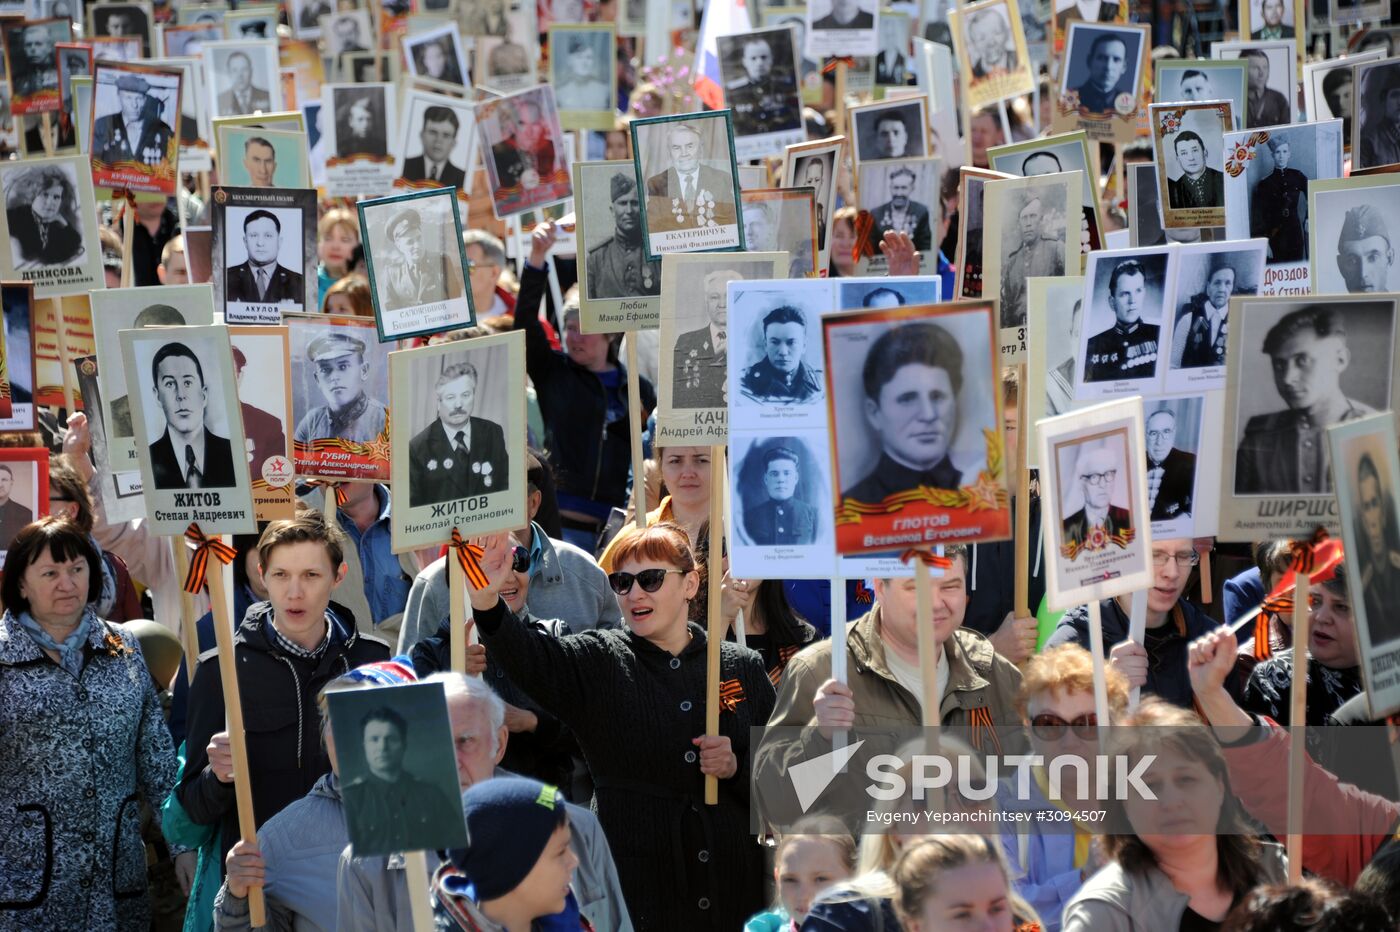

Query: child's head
[893,835,1021,932]
[158,234,189,284]
[774,819,856,926]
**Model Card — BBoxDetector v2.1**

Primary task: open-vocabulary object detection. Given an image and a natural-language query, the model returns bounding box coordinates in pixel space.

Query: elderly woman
[1061,699,1287,931]
[468,524,775,930]
[0,517,178,929]
[8,164,83,266]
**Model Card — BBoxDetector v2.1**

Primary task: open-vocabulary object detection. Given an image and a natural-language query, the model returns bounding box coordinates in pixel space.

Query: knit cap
[448,777,567,900]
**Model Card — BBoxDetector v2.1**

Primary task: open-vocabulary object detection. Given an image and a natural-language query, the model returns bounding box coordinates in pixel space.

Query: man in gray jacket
[336,673,632,931]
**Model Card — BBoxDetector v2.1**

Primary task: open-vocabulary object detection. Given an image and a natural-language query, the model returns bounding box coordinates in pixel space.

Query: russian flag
[692,0,752,110]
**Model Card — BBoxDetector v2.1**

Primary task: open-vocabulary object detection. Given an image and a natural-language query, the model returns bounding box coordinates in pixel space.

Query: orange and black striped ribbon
[719,678,746,712]
[968,706,1003,756]
[182,523,237,594]
[852,211,879,262]
[306,479,348,506]
[449,528,490,590]
[1289,527,1331,575]
[854,580,873,604]
[900,548,953,570]
[821,55,858,74]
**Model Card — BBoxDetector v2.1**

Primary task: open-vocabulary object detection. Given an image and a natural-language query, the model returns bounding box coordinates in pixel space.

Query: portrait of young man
[854,102,926,161]
[738,304,823,405]
[1165,129,1224,210]
[375,207,452,310]
[1250,0,1294,39]
[721,30,801,138]
[1249,134,1308,263]
[742,444,818,546]
[552,31,611,113]
[1334,203,1395,294]
[1352,450,1400,645]
[1240,47,1290,128]
[1357,61,1400,169]
[585,171,660,299]
[231,343,286,481]
[1082,257,1162,383]
[1067,27,1135,113]
[146,341,236,490]
[334,87,387,158]
[294,330,390,443]
[400,106,467,188]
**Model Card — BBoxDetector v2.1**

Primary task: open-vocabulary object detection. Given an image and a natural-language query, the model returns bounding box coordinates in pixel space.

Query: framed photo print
[1055,21,1150,144]
[228,325,295,520]
[322,82,397,197]
[849,97,928,163]
[741,187,819,279]
[0,447,47,568]
[1075,245,1176,398]
[988,131,1106,254]
[394,88,475,196]
[286,312,392,481]
[359,187,473,342]
[225,6,280,41]
[474,33,539,94]
[217,125,310,188]
[550,23,616,131]
[1211,39,1297,127]
[954,167,1012,300]
[1144,392,1224,539]
[729,432,835,576]
[4,18,73,116]
[1309,173,1400,296]
[87,1,152,56]
[1303,51,1382,150]
[0,282,36,433]
[149,56,212,173]
[1038,396,1153,611]
[805,0,878,59]
[717,25,804,162]
[1149,100,1231,230]
[727,277,830,429]
[71,352,143,520]
[291,0,335,38]
[0,154,103,298]
[950,0,1035,111]
[1154,58,1247,130]
[1025,275,1087,443]
[782,136,843,272]
[163,23,223,58]
[1163,239,1267,392]
[88,35,142,63]
[1353,57,1400,171]
[824,300,1010,555]
[118,323,257,536]
[89,61,182,196]
[203,39,282,118]
[210,186,317,324]
[389,331,527,550]
[1239,0,1304,70]
[855,157,941,276]
[574,159,662,332]
[475,84,572,220]
[630,110,744,259]
[17,41,84,156]
[402,22,468,88]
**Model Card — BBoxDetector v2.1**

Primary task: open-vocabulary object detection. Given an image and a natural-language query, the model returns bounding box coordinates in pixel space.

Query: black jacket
[964,494,1046,637]
[176,600,389,866]
[410,611,578,790]
[515,262,655,508]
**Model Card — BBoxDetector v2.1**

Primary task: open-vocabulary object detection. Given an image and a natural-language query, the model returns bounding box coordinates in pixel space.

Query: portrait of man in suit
[408,361,509,506]
[861,165,933,255]
[5,164,85,269]
[813,0,874,30]
[795,154,832,250]
[225,209,305,308]
[217,50,272,116]
[378,208,452,310]
[0,464,34,550]
[231,344,286,480]
[743,445,818,545]
[241,137,277,187]
[146,341,236,490]
[672,268,742,409]
[1165,130,1224,210]
[643,122,738,235]
[1243,49,1289,128]
[1144,407,1195,521]
[1070,31,1132,114]
[399,106,467,188]
[1059,442,1133,558]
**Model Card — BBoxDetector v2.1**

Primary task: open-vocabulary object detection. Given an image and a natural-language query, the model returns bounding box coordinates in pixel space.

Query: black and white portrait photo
[396,90,475,192]
[227,331,291,494]
[839,277,944,310]
[850,98,928,162]
[1052,0,1124,33]
[162,23,220,58]
[1248,0,1296,39]
[1234,123,1340,269]
[361,189,473,341]
[631,112,743,256]
[1152,102,1228,228]
[1354,58,1400,171]
[577,160,661,317]
[38,0,83,24]
[718,26,803,153]
[856,158,939,274]
[87,2,151,57]
[463,0,513,35]
[475,34,537,93]
[550,25,615,129]
[1231,298,1395,496]
[1129,162,1214,247]
[403,24,468,88]
[90,63,181,196]
[1333,419,1400,677]
[326,11,373,57]
[1303,52,1382,148]
[963,1,1017,78]
[875,14,913,86]
[221,205,309,318]
[1143,396,1203,537]
[740,189,818,278]
[288,313,392,481]
[988,133,1104,252]
[292,0,333,37]
[0,453,42,566]
[1211,41,1294,128]
[1078,247,1172,391]
[1054,431,1135,560]
[955,169,994,300]
[1060,22,1144,116]
[390,333,527,545]
[326,682,467,858]
[734,436,826,547]
[806,0,878,58]
[1156,60,1246,129]
[4,18,71,114]
[205,40,279,118]
[987,176,1070,330]
[330,84,389,158]
[955,0,1033,109]
[1028,276,1086,420]
[1309,175,1400,296]
[0,283,35,433]
[1167,244,1265,386]
[728,280,828,424]
[2,160,87,270]
[141,339,237,491]
[784,142,840,258]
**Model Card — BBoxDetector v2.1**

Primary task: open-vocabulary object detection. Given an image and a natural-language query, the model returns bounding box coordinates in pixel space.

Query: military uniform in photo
[672,325,727,409]
[1251,162,1307,262]
[1147,446,1194,520]
[1000,234,1064,328]
[341,772,461,856]
[241,401,286,479]
[91,75,175,166]
[865,196,933,252]
[0,497,34,546]
[294,332,389,443]
[1060,502,1134,558]
[728,73,798,136]
[739,356,822,404]
[1363,551,1400,645]
[407,416,509,506]
[844,452,963,505]
[1073,77,1129,114]
[1235,399,1375,494]
[1083,320,1159,381]
[380,210,450,309]
[586,173,659,299]
[744,495,818,545]
[1173,295,1228,369]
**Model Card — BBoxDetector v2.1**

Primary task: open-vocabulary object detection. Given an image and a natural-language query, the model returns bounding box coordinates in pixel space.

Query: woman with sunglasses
[999,644,1130,931]
[467,524,776,931]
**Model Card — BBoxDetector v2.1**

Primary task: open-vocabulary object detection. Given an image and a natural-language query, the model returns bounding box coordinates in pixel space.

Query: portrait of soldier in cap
[1170,255,1235,370]
[999,190,1064,329]
[1336,204,1395,294]
[1059,441,1133,558]
[586,171,660,299]
[1358,62,1400,169]
[1249,134,1308,263]
[743,443,818,545]
[377,208,451,310]
[146,341,237,490]
[1083,258,1161,383]
[721,30,801,137]
[643,121,738,234]
[1235,305,1377,494]
[672,268,742,409]
[739,304,823,405]
[1165,130,1224,210]
[407,360,509,506]
[295,330,390,443]
[225,209,305,306]
[92,73,175,166]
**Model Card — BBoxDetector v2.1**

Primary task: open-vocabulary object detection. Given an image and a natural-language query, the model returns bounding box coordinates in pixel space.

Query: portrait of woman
[5,163,84,267]
[333,88,387,158]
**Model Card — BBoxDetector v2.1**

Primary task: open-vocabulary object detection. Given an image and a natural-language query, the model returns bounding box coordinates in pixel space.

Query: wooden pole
[205,537,267,926]
[704,443,725,806]
[1086,600,1112,727]
[1126,589,1147,710]
[449,549,467,675]
[626,339,646,529]
[54,299,76,418]
[1199,544,1213,604]
[121,201,136,289]
[40,111,55,157]
[402,850,435,932]
[171,537,201,688]
[1014,363,1031,620]
[831,575,847,751]
[835,61,849,138]
[1285,574,1309,884]
[914,558,940,728]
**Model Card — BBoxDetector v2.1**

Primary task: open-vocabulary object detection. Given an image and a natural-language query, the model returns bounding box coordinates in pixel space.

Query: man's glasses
[607,568,684,596]
[509,545,530,574]
[1151,551,1200,569]
[1078,470,1117,487]
[1030,712,1098,741]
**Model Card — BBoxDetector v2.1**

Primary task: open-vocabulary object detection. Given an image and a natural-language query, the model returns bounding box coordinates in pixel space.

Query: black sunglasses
[509,545,530,574]
[607,568,684,595]
[1030,712,1098,741]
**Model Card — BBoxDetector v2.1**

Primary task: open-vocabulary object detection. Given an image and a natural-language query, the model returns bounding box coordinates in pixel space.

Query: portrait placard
[1210,39,1297,127]
[1141,392,1223,540]
[1038,397,1153,611]
[217,126,310,188]
[210,185,317,324]
[823,300,1011,555]
[163,23,222,58]
[1302,51,1381,151]
[393,88,476,198]
[729,432,836,577]
[1049,0,1127,65]
[953,167,1012,300]
[856,157,940,277]
[1075,246,1175,399]
[119,323,257,536]
[727,277,831,433]
[1308,173,1400,297]
[1025,275,1086,463]
[1054,22,1149,144]
[550,23,616,131]
[1353,57,1400,171]
[981,170,1079,364]
[0,154,103,298]
[389,331,527,550]
[4,18,73,116]
[87,1,151,55]
[988,131,1106,255]
[575,159,662,333]
[1154,59,1247,129]
[475,85,572,220]
[228,325,294,521]
[402,22,468,89]
[322,10,373,58]
[631,110,744,259]
[475,33,539,94]
[1330,0,1385,23]
[1149,101,1231,230]
[1162,239,1267,392]
[741,188,818,279]
[950,0,1035,111]
[71,352,142,522]
[35,0,82,26]
[0,447,47,568]
[718,25,804,161]
[286,312,391,482]
[16,40,86,156]
[1218,293,1400,541]
[224,6,279,41]
[148,56,212,173]
[655,252,784,446]
[359,187,473,342]
[805,0,878,58]
[0,282,36,433]
[321,82,397,197]
[1239,0,1304,69]
[782,136,843,272]
[1223,121,1342,299]
[202,39,282,119]
[873,11,915,89]
[89,61,182,196]
[290,0,334,38]
[90,285,216,482]
[88,35,141,63]
[32,293,93,406]
[849,97,929,164]
[1330,413,1400,718]
[327,682,468,857]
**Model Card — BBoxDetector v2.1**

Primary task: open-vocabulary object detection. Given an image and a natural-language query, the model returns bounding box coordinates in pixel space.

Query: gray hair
[462,229,507,268]
[424,671,507,756]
